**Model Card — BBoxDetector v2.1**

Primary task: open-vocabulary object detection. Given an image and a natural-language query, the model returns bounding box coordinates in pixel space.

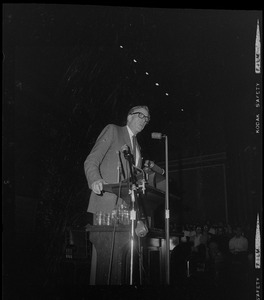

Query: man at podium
[84,105,150,219]
[84,105,152,285]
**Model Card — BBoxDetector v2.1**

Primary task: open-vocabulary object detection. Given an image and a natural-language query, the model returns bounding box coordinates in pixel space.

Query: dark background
[2,4,262,298]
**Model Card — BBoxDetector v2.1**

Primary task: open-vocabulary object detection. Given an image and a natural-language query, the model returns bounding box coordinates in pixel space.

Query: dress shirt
[229,235,248,253]
[127,125,140,166]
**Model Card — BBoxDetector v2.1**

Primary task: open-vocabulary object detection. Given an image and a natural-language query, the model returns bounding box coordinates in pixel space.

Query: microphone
[116,151,121,183]
[144,160,165,176]
[135,220,148,237]
[151,132,166,139]
[121,144,132,159]
[121,144,136,169]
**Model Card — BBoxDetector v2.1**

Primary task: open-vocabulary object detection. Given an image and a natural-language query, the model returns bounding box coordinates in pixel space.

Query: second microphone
[144,160,165,176]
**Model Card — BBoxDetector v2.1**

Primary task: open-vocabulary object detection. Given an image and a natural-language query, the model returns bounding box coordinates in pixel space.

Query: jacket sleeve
[84,124,114,188]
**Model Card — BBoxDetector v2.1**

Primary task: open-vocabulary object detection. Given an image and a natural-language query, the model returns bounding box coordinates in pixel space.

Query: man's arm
[84,124,114,192]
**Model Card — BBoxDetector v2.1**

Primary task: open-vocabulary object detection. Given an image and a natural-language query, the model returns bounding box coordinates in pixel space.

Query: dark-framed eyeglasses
[131,112,150,124]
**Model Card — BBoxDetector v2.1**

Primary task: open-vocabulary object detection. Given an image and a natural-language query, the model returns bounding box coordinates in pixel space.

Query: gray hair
[127,105,150,117]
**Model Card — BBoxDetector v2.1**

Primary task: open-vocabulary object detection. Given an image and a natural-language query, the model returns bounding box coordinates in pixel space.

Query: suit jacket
[84,124,142,214]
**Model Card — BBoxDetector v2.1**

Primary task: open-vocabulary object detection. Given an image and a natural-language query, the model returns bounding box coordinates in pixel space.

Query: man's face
[196,227,202,234]
[127,107,150,135]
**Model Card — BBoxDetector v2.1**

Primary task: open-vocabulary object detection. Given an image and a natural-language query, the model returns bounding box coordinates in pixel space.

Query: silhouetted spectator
[243,223,255,271]
[216,226,229,256]
[189,225,207,270]
[208,238,225,286]
[228,225,248,275]
[170,236,192,286]
[229,226,248,254]
[202,224,210,245]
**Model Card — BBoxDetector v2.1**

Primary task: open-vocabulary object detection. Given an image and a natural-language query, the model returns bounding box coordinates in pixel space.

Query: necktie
[132,135,137,165]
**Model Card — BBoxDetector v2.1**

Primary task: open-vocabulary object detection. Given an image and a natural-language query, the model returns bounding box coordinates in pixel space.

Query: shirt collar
[126,125,134,138]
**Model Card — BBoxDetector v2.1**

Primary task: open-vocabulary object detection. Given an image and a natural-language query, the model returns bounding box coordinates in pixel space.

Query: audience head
[217,226,224,235]
[195,225,202,234]
[234,225,243,237]
[203,224,209,232]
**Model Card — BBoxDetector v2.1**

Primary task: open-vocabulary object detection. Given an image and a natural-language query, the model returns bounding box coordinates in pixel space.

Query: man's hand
[91,179,106,194]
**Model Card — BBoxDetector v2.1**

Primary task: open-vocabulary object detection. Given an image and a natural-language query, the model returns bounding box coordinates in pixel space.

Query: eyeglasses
[131,112,150,124]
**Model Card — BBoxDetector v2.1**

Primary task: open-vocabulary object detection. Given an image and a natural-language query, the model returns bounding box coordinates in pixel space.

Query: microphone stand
[164,135,170,285]
[133,165,146,195]
[124,152,138,285]
[151,132,170,284]
[133,165,147,285]
[107,152,122,285]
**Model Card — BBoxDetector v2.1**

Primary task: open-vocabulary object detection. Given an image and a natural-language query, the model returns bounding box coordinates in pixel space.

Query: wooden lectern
[86,225,131,285]
[86,174,179,285]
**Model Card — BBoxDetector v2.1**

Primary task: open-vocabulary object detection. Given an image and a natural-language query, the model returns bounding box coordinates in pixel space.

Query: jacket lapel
[122,126,133,150]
